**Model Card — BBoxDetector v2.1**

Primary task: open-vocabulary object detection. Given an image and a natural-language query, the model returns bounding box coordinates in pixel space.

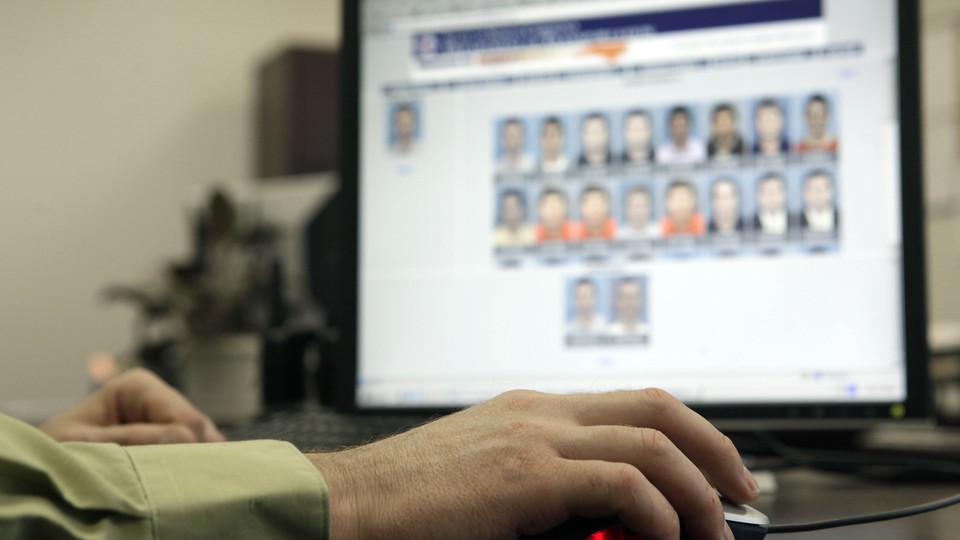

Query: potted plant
[105,188,279,424]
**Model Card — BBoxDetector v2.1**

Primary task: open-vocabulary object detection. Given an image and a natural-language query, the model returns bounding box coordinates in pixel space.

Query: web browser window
[357,0,904,408]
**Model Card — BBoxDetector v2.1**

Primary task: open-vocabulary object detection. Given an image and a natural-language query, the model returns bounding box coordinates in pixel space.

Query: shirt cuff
[124,440,328,540]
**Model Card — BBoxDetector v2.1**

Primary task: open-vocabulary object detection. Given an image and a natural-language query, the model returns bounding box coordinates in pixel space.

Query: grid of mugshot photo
[492,92,839,177]
[493,167,840,264]
[492,92,841,263]
[565,275,649,347]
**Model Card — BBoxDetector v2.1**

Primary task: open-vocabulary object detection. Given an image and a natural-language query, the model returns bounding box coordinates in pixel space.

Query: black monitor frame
[336,0,930,424]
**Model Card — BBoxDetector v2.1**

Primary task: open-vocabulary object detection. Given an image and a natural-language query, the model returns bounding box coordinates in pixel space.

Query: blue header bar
[390,41,859,99]
[413,0,822,58]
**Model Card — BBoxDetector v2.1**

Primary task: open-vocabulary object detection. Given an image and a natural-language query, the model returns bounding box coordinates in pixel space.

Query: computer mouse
[518,499,768,540]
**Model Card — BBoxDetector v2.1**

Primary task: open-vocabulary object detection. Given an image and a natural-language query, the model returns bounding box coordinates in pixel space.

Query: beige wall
[923,0,960,327]
[0,1,340,412]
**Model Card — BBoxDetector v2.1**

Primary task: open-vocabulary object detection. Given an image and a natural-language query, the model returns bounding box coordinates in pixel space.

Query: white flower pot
[180,333,262,425]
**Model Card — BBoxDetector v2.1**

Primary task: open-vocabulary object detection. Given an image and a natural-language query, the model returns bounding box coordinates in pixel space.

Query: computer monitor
[337,0,929,425]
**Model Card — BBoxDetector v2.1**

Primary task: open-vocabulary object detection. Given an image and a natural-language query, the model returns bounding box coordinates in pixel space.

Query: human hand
[40,368,225,445]
[309,388,759,540]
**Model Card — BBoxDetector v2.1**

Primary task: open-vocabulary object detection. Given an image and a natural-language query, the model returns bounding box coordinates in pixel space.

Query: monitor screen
[342,0,927,420]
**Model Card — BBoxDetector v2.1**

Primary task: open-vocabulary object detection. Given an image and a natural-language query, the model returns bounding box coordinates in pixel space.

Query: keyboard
[223,406,436,451]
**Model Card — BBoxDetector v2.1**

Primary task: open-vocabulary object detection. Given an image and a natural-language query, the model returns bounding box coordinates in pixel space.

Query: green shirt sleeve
[0,413,329,540]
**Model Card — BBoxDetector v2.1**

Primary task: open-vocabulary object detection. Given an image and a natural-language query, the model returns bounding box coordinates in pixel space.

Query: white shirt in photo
[758,210,788,235]
[605,321,650,337]
[567,316,605,336]
[617,223,661,240]
[655,139,707,165]
[805,208,836,232]
[498,153,535,174]
[539,155,571,174]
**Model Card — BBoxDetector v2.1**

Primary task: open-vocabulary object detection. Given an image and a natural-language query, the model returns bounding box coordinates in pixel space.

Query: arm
[0,412,328,539]
[3,368,326,539]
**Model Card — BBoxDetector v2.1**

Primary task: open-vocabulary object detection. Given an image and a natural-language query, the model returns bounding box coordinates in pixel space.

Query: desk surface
[756,469,960,539]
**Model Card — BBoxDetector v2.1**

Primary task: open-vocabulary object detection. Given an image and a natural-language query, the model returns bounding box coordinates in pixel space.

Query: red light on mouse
[587,524,643,540]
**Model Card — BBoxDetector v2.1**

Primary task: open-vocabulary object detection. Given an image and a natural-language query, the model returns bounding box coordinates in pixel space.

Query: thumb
[86,423,199,446]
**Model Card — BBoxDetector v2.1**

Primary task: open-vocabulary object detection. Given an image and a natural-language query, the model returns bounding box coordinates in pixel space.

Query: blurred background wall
[924,0,960,326]
[1,0,960,413]
[0,0,340,412]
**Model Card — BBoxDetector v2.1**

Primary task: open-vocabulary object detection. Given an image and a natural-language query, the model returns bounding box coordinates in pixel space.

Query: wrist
[307,451,363,540]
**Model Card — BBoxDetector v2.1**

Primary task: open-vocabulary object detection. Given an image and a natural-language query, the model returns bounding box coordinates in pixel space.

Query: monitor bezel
[337,0,930,424]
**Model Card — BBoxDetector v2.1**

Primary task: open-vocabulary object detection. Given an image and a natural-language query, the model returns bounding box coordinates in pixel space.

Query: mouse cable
[750,430,960,479]
[766,491,960,533]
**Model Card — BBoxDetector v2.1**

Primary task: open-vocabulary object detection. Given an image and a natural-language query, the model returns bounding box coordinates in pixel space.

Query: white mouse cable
[765,491,960,533]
